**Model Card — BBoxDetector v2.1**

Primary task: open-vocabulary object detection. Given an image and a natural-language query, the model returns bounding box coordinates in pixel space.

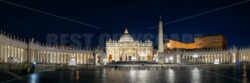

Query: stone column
[207,55,209,63]
[83,54,86,64]
[47,51,49,64]
[86,54,89,64]
[223,54,226,63]
[36,50,39,63]
[57,53,59,64]
[80,53,82,64]
[80,54,82,64]
[1,45,4,63]
[205,55,207,63]
[13,47,15,63]
[63,53,65,64]
[55,53,57,64]
[59,53,61,64]
[82,53,84,64]
[41,51,45,64]
[42,51,44,64]
[211,55,213,64]
[17,48,20,63]
[0,44,2,63]
[58,53,60,64]
[47,52,49,64]
[247,52,250,62]
[62,53,64,64]
[39,51,42,64]
[76,53,79,64]
[20,48,22,63]
[220,54,224,64]
[51,52,53,64]
[7,46,9,63]
[10,46,13,62]
[44,51,46,63]
[78,53,80,64]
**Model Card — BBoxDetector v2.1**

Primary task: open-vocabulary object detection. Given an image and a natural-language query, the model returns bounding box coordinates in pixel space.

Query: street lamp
[103,59,108,65]
[139,51,146,61]
[131,56,136,65]
[169,56,174,63]
[165,58,169,63]
[33,61,37,65]
[213,59,220,64]
[131,56,136,61]
[192,53,199,64]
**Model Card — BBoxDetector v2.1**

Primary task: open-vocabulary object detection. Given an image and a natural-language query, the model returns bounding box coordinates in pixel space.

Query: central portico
[105,28,153,63]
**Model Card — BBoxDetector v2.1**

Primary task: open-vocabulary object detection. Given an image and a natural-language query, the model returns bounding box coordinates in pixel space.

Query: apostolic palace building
[0,16,250,66]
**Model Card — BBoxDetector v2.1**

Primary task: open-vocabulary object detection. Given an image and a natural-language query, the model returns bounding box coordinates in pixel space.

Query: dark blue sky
[0,0,250,48]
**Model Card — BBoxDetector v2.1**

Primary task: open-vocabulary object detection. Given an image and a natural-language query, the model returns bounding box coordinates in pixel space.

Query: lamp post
[131,56,136,64]
[169,56,173,64]
[192,53,199,64]
[8,57,13,69]
[131,56,136,61]
[103,59,108,65]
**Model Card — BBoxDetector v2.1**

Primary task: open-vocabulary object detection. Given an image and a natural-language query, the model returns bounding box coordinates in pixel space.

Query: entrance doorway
[108,55,112,62]
[129,56,131,61]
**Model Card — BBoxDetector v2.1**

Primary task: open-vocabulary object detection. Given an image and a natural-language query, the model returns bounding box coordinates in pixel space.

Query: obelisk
[158,16,164,53]
[158,15,164,64]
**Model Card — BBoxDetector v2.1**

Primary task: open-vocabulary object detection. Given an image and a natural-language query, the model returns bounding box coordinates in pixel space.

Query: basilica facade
[105,28,153,62]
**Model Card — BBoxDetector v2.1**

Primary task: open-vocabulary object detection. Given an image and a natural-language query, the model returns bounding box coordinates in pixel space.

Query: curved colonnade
[0,33,95,65]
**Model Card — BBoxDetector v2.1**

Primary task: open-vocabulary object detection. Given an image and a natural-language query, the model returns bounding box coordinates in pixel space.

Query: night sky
[0,0,250,48]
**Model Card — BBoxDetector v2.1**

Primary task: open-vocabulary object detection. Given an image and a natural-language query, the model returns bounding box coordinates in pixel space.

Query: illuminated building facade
[0,31,104,65]
[156,17,248,64]
[166,35,226,50]
[164,47,250,64]
[105,28,153,62]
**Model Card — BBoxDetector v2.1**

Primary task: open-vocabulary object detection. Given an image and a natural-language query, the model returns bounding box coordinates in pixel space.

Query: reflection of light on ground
[129,70,136,82]
[167,69,175,83]
[29,73,38,83]
[76,70,79,80]
[242,63,248,83]
[138,70,148,83]
[102,68,107,83]
[129,70,149,83]
[191,68,200,83]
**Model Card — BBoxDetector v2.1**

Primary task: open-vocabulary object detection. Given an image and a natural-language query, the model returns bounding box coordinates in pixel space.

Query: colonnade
[0,43,95,65]
[0,33,28,64]
[30,50,94,65]
[238,50,250,62]
[167,48,250,64]
[182,53,232,64]
[0,33,96,65]
[0,44,27,63]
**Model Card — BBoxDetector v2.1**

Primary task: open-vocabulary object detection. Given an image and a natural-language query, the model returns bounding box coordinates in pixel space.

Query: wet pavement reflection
[0,65,250,83]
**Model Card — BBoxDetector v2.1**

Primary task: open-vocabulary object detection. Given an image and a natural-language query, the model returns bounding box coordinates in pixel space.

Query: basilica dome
[118,28,134,42]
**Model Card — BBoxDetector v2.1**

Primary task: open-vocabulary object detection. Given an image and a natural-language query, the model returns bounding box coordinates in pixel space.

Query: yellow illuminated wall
[166,35,226,49]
